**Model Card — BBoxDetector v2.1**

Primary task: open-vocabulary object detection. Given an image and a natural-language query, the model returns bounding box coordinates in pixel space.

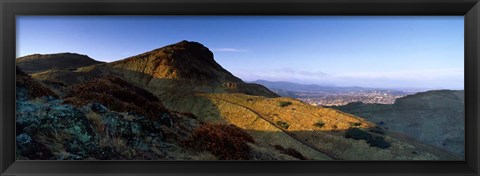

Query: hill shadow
[242,129,463,160]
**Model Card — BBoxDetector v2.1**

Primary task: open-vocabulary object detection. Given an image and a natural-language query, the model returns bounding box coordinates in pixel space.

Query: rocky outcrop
[16,93,201,160]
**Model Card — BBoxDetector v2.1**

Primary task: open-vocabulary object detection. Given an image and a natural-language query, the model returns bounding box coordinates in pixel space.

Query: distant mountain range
[251,80,431,94]
[251,79,408,98]
[251,79,368,92]
[15,40,463,160]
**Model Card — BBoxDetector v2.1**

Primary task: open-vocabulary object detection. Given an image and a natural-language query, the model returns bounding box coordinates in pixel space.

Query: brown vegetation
[273,144,308,160]
[64,76,168,120]
[16,67,58,99]
[182,123,255,160]
[85,111,105,134]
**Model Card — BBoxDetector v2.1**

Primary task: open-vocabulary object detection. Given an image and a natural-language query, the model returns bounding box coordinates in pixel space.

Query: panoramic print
[15,16,464,160]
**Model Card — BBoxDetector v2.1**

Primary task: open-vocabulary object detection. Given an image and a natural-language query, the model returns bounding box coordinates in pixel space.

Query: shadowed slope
[332,90,465,157]
[64,76,169,120]
[16,66,58,99]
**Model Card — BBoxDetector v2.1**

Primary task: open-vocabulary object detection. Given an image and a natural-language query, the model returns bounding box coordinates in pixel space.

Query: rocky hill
[15,41,462,160]
[16,53,104,74]
[108,41,278,98]
[332,90,465,158]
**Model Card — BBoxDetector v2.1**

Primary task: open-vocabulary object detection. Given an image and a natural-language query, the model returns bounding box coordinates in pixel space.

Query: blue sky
[17,16,464,89]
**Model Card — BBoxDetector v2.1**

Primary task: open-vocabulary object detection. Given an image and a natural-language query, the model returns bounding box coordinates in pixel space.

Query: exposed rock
[15,75,204,160]
[16,133,32,145]
[15,93,203,160]
[90,103,108,113]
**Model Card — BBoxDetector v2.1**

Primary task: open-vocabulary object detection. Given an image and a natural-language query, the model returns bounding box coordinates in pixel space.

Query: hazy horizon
[17,16,464,90]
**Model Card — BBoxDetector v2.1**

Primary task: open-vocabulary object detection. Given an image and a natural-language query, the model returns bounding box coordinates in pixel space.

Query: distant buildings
[298,90,409,106]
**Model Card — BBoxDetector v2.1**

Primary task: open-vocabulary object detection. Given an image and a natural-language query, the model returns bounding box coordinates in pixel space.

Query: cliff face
[332,90,465,158]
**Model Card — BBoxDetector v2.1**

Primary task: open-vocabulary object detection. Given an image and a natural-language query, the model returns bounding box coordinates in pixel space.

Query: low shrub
[279,101,292,107]
[368,126,386,135]
[182,124,255,160]
[64,76,168,120]
[85,111,105,134]
[313,121,326,128]
[178,112,197,119]
[273,145,308,160]
[349,122,362,127]
[276,121,290,129]
[344,128,390,149]
[345,128,371,140]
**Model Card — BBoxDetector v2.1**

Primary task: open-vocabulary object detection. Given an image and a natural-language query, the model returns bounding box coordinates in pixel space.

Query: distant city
[252,80,419,106]
[293,90,413,106]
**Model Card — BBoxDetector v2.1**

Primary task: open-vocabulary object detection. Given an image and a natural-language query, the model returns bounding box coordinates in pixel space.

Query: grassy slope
[332,90,465,157]
[155,92,460,160]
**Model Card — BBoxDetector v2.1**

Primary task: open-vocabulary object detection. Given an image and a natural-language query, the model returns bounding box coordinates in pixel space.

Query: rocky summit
[110,41,236,82]
[107,40,279,98]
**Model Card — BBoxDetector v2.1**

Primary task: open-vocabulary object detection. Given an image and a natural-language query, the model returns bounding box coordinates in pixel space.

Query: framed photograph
[1,0,479,175]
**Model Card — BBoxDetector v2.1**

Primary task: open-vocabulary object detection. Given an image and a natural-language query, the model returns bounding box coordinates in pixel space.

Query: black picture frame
[1,0,479,175]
